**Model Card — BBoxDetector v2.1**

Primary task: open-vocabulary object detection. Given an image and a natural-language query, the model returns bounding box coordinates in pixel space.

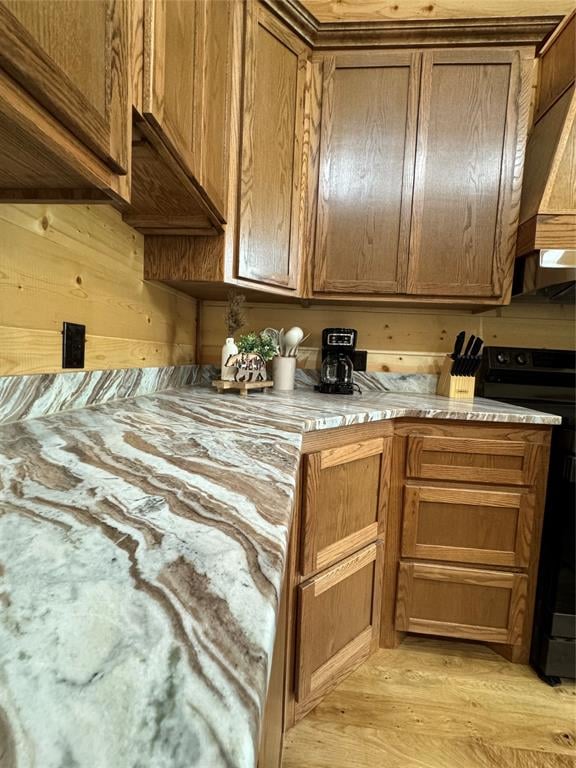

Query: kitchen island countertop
[0,386,560,768]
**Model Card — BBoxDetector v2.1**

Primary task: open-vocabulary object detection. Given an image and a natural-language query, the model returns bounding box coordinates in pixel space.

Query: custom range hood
[514,10,576,301]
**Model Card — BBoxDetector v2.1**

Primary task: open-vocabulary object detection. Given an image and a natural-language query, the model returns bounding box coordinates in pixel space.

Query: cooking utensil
[283,327,304,352]
[285,333,310,357]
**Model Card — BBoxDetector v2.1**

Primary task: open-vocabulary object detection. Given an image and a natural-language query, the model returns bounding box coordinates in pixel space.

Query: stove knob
[515,352,528,366]
[496,352,510,365]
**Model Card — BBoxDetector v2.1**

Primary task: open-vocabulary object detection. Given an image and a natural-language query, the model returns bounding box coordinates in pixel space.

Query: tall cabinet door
[142,0,236,218]
[0,0,130,174]
[237,2,308,289]
[406,49,530,298]
[313,52,420,294]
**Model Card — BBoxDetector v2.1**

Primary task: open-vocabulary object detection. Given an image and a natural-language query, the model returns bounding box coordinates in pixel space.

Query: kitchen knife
[451,331,466,360]
[463,338,484,375]
[470,337,483,358]
[450,331,466,374]
[463,334,476,358]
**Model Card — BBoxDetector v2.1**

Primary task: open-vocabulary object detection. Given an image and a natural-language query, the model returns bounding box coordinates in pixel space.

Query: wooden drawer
[295,543,383,707]
[396,562,527,644]
[300,437,391,576]
[402,485,535,567]
[406,435,540,486]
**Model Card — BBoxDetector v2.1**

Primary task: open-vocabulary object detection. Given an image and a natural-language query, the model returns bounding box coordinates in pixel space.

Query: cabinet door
[406,49,530,298]
[142,0,236,218]
[301,437,391,577]
[396,562,527,644]
[143,0,199,178]
[0,0,130,174]
[402,485,535,567]
[237,3,308,289]
[143,0,236,217]
[406,434,540,487]
[296,543,383,707]
[313,52,419,294]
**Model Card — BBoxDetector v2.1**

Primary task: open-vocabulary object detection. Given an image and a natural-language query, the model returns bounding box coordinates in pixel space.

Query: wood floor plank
[282,638,576,768]
[283,722,576,768]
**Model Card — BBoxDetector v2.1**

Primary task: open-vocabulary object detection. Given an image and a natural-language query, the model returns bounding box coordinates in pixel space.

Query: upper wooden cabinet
[308,47,533,303]
[125,0,240,234]
[406,49,530,299]
[237,3,308,290]
[140,0,235,219]
[0,0,131,203]
[312,52,419,294]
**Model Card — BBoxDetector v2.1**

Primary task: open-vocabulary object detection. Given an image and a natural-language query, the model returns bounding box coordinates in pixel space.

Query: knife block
[436,355,476,399]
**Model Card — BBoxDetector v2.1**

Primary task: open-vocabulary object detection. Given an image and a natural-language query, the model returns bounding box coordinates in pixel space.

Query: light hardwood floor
[282,637,576,768]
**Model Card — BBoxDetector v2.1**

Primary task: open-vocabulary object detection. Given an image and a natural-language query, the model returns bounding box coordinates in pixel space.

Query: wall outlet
[62,322,86,368]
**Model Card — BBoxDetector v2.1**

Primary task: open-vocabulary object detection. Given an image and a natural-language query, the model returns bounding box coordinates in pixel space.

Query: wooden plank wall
[0,204,197,375]
[301,1,576,22]
[200,301,576,373]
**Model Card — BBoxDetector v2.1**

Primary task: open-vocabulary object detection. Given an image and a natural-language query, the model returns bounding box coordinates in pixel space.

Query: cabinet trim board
[319,437,385,469]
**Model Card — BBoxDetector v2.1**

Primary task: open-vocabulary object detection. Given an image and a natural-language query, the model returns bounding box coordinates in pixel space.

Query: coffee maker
[316,328,357,394]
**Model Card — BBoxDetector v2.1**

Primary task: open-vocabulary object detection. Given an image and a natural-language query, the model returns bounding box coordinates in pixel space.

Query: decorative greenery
[224,291,246,337]
[237,331,278,362]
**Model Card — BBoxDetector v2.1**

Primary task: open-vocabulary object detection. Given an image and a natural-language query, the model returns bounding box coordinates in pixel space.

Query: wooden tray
[212,379,274,397]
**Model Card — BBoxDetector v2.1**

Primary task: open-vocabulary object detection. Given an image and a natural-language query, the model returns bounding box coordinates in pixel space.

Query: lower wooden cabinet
[406,434,541,486]
[401,485,535,567]
[395,562,528,645]
[301,437,391,576]
[276,420,550,748]
[295,542,383,715]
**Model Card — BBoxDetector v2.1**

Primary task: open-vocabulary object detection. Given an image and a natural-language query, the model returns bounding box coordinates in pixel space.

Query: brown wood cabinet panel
[406,434,540,487]
[536,10,575,120]
[301,437,391,576]
[141,0,236,219]
[396,562,527,644]
[143,0,198,176]
[0,0,130,174]
[295,543,383,708]
[237,3,308,289]
[402,485,535,567]
[406,49,530,298]
[313,52,419,294]
[196,0,235,216]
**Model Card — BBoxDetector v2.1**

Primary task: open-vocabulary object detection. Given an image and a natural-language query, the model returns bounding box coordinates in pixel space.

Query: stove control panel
[485,347,575,371]
[490,348,532,368]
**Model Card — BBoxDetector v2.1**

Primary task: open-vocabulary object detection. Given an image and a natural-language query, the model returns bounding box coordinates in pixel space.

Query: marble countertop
[0,386,560,768]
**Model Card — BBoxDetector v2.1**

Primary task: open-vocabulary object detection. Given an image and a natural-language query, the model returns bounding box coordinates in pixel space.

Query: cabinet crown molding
[263,0,563,48]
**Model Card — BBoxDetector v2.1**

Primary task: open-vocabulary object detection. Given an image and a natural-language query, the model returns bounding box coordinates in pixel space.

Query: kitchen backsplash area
[0,204,198,377]
[200,300,576,374]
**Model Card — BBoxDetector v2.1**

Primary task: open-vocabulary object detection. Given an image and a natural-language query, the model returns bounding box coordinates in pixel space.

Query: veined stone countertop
[0,386,560,768]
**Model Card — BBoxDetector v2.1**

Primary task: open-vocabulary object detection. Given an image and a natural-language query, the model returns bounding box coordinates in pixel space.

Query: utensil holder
[273,356,297,391]
[436,355,476,400]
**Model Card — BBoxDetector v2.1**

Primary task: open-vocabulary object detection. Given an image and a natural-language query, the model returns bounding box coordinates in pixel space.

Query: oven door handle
[564,455,576,484]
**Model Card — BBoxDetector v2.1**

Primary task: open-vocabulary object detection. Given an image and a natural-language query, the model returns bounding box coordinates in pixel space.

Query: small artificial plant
[237,331,278,362]
[224,291,246,338]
